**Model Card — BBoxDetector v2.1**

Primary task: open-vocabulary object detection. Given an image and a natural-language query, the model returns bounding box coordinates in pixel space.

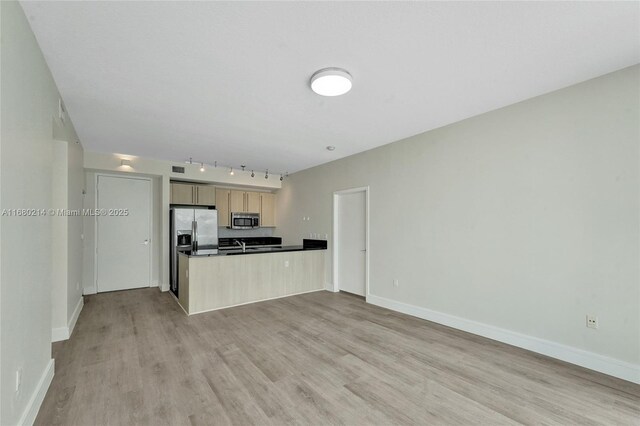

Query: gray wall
[276,65,639,367]
[0,2,83,423]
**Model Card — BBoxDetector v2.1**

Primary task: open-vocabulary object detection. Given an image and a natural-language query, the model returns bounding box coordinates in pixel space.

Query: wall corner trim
[366,294,640,385]
[17,359,55,426]
[51,297,83,343]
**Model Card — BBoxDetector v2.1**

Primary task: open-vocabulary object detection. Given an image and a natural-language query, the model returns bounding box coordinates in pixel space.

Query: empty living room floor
[36,289,639,425]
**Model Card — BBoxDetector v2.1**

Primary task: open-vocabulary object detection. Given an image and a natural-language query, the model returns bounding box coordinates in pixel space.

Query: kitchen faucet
[234,239,246,253]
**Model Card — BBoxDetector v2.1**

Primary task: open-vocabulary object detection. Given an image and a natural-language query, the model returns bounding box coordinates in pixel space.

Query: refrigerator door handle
[192,220,198,251]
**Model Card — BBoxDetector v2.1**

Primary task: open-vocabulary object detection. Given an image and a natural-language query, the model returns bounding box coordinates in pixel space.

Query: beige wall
[0,2,83,423]
[277,66,639,377]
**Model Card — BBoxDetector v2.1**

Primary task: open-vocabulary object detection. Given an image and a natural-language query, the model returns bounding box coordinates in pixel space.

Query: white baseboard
[67,296,83,338]
[17,358,54,426]
[367,294,640,385]
[51,297,84,343]
[51,326,68,342]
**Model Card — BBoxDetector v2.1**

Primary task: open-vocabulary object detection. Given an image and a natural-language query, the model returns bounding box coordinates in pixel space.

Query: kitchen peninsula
[176,240,327,315]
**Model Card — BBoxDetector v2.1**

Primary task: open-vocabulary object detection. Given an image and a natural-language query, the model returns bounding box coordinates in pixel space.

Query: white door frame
[332,186,370,298]
[94,173,153,293]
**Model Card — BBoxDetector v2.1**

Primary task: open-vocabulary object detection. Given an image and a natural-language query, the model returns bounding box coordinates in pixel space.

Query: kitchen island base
[178,250,325,315]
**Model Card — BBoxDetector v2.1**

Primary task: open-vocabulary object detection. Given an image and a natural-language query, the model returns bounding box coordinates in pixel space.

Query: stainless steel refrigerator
[170,207,218,296]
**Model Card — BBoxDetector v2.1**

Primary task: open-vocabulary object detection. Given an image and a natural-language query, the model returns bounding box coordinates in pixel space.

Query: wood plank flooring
[36,289,639,425]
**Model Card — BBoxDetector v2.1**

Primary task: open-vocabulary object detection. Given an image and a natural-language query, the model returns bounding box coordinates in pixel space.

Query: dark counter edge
[179,246,327,257]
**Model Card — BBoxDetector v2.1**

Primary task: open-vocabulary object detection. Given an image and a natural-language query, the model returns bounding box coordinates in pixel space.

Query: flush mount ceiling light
[326,146,336,151]
[310,68,352,97]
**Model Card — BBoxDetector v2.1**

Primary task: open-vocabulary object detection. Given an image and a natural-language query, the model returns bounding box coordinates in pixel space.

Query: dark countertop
[218,236,282,249]
[179,245,326,257]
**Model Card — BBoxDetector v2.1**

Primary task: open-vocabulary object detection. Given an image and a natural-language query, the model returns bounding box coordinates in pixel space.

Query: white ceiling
[22,1,640,174]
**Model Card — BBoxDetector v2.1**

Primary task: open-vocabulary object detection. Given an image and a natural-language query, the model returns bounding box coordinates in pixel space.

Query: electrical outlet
[76,282,80,291]
[586,315,598,329]
[15,368,22,393]
[393,279,399,288]
[284,260,289,268]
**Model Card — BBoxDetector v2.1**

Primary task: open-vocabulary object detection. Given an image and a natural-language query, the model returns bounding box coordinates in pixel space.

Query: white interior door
[96,175,151,293]
[336,190,367,296]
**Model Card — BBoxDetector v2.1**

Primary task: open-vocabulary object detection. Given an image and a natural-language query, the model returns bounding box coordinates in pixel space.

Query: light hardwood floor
[36,289,639,425]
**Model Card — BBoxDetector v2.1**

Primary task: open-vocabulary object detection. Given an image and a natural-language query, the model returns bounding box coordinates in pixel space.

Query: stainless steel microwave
[230,212,260,229]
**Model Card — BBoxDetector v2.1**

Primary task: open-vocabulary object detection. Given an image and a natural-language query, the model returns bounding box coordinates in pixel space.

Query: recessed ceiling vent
[172,166,185,174]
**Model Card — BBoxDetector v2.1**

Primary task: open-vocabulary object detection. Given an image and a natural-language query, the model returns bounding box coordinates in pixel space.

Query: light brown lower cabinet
[177,250,325,315]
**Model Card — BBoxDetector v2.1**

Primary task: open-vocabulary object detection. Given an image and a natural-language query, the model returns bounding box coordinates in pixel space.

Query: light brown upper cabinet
[246,192,260,214]
[216,188,231,227]
[170,182,216,206]
[171,182,196,205]
[229,190,245,213]
[229,190,261,214]
[260,193,276,227]
[195,185,216,206]
[216,188,275,227]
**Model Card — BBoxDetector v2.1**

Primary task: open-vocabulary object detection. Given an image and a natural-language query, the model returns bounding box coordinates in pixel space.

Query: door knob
[142,240,150,245]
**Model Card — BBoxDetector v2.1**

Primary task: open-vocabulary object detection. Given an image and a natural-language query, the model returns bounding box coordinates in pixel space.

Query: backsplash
[218,227,275,239]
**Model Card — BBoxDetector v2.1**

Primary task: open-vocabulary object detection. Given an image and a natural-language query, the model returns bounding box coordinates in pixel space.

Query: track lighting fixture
[182,157,286,182]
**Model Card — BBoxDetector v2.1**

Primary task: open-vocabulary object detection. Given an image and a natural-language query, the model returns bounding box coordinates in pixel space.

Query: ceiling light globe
[310,68,352,97]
